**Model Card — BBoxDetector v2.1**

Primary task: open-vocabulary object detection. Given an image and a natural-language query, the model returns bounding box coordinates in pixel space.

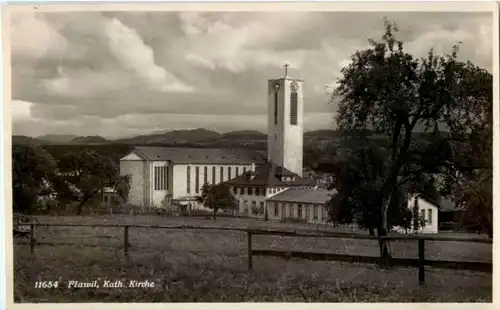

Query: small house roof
[121,146,266,165]
[412,193,459,212]
[267,188,337,204]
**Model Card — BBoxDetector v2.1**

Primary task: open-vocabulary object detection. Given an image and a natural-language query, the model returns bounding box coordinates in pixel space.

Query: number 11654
[34,281,59,288]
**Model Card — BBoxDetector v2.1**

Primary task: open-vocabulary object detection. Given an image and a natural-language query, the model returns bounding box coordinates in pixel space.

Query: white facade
[120,153,252,209]
[234,186,290,218]
[394,194,439,234]
[266,201,328,223]
[267,77,304,177]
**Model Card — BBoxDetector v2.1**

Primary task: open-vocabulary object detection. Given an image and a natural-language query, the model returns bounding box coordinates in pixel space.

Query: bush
[281,217,308,224]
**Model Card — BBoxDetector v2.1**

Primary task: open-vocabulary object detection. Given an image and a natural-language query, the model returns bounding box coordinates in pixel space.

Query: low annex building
[266,187,337,223]
[224,162,316,218]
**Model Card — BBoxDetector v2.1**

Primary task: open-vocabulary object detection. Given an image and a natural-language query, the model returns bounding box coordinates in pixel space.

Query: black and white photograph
[5,2,496,304]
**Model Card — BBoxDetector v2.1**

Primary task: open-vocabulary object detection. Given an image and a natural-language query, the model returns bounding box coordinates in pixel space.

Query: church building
[120,66,335,221]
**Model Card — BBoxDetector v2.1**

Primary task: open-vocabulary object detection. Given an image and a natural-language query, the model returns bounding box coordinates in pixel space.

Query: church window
[240,187,244,195]
[261,188,266,196]
[236,167,239,176]
[195,166,200,193]
[298,204,302,218]
[247,187,252,195]
[228,167,232,180]
[212,167,216,184]
[428,209,433,224]
[187,166,191,194]
[313,205,318,220]
[220,167,224,182]
[154,166,167,191]
[204,167,208,185]
[290,91,298,125]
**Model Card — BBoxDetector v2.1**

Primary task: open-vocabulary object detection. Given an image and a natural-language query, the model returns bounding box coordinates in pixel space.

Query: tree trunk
[378,192,393,264]
[368,227,375,236]
[76,200,86,216]
[213,208,217,221]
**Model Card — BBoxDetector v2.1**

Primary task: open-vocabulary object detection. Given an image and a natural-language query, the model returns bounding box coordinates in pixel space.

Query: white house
[394,193,439,234]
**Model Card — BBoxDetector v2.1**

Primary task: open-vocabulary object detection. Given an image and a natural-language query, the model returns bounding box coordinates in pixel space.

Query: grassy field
[13,215,492,302]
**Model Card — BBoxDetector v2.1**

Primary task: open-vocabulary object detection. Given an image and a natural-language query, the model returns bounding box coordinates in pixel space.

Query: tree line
[12,144,130,215]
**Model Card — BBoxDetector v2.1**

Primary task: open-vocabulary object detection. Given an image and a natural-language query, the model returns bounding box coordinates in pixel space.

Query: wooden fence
[21,223,492,286]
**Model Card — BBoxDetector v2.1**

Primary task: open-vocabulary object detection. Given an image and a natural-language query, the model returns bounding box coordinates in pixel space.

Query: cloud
[103,17,194,93]
[8,100,35,122]
[8,11,493,139]
[10,12,69,60]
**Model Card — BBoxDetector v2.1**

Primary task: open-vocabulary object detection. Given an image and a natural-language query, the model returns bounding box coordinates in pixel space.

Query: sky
[9,10,493,139]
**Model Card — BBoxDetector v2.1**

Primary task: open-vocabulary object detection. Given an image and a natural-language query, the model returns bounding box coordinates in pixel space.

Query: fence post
[247,231,253,270]
[418,239,425,285]
[124,226,129,258]
[30,224,35,255]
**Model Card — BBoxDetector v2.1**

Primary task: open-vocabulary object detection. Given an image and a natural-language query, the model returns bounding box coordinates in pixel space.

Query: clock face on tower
[273,82,280,92]
[291,80,299,92]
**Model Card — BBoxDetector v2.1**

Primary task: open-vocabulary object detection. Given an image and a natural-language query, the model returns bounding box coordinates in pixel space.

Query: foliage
[196,183,237,220]
[57,149,130,215]
[326,141,427,235]
[331,19,492,256]
[12,144,57,213]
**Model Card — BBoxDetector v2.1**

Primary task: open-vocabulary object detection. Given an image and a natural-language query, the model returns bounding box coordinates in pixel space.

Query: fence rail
[17,222,492,286]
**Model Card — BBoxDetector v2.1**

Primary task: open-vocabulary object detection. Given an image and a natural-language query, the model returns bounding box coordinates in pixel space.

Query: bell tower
[267,64,304,177]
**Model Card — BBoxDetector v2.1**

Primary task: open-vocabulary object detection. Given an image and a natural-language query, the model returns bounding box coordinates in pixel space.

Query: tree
[332,19,492,258]
[196,183,237,220]
[326,140,425,236]
[58,149,130,215]
[12,143,57,214]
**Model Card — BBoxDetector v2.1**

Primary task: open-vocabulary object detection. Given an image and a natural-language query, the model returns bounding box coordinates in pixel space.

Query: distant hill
[116,128,221,144]
[12,135,44,145]
[70,136,110,144]
[37,134,78,144]
[15,128,445,148]
[304,130,341,140]
[221,130,266,141]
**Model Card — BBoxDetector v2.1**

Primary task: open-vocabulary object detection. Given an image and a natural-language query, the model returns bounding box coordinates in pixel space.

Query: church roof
[267,188,337,205]
[127,146,266,164]
[224,162,315,187]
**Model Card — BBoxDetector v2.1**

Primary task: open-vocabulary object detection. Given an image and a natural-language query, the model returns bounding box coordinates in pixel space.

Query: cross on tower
[283,63,290,77]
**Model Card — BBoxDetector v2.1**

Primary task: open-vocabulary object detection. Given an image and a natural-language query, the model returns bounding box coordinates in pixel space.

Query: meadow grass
[13,215,492,302]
